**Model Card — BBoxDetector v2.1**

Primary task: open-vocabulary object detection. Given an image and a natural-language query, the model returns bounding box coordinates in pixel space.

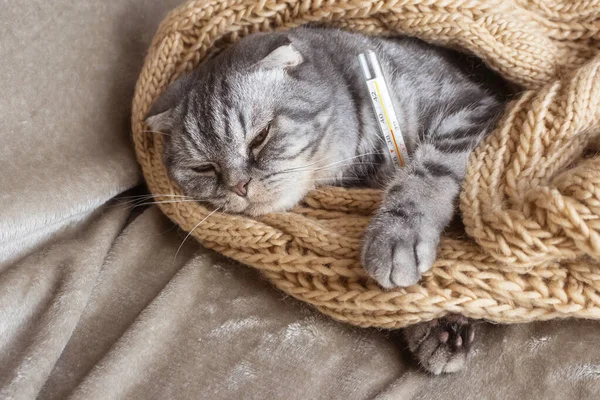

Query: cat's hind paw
[404,315,475,375]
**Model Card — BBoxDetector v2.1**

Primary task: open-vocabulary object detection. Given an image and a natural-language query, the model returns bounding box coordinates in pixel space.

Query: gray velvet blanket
[2,1,600,399]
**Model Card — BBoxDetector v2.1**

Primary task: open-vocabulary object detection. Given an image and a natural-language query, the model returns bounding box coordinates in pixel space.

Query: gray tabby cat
[146,27,508,375]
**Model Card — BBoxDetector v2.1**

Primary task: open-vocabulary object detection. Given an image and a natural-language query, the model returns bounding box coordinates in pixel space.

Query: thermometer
[358,50,409,168]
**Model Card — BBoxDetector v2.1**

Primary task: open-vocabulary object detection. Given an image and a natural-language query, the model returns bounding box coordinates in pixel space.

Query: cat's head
[146,32,335,216]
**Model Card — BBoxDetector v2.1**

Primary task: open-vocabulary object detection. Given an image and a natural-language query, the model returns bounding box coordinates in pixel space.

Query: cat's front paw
[361,212,440,288]
[404,315,475,375]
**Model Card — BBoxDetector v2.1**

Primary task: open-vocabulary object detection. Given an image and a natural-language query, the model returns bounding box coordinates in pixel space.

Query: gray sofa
[2,1,600,399]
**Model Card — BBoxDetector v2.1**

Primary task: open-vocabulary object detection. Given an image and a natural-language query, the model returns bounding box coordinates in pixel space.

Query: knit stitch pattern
[132,0,600,328]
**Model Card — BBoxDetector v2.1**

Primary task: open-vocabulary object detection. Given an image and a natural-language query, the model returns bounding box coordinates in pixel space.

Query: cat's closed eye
[191,164,216,175]
[251,123,271,150]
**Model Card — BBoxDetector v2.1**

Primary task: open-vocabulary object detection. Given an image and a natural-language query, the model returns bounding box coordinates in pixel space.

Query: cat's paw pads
[404,315,475,375]
[361,217,440,288]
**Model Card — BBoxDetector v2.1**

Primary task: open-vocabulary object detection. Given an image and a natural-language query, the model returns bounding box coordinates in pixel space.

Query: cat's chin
[211,199,295,217]
[234,189,309,216]
[238,193,305,217]
[210,199,292,217]
[242,201,295,217]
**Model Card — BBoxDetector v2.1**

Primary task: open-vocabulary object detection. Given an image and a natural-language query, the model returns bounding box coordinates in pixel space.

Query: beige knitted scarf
[132,0,600,328]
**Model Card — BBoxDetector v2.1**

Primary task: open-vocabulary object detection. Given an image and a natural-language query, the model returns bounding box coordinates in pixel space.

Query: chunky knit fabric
[132,0,600,328]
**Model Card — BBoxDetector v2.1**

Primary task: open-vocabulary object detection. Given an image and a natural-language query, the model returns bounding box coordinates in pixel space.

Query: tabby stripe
[371,151,386,168]
[414,169,427,179]
[384,207,423,222]
[446,90,483,115]
[238,110,247,132]
[278,107,320,123]
[339,69,364,144]
[223,110,231,140]
[419,107,444,141]
[189,127,209,156]
[385,208,410,219]
[289,137,319,159]
[220,74,232,109]
[205,73,221,138]
[422,161,461,182]
[434,138,477,153]
[413,244,420,266]
[419,90,485,140]
[307,116,332,158]
[469,105,501,127]
[387,183,404,198]
[262,171,279,181]
[180,93,190,123]
[449,125,484,140]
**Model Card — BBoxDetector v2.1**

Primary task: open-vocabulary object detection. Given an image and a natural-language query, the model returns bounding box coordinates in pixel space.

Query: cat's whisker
[122,199,204,211]
[310,153,384,173]
[142,129,171,136]
[281,153,342,172]
[306,188,330,196]
[135,199,201,206]
[271,154,384,177]
[275,151,383,175]
[119,194,192,198]
[271,161,383,179]
[308,153,384,172]
[172,207,221,265]
[312,177,361,182]
[277,176,363,184]
[117,194,195,203]
[116,194,190,202]
[113,196,168,207]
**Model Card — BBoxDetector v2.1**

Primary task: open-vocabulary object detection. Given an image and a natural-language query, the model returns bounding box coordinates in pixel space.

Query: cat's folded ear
[256,39,303,70]
[145,73,191,132]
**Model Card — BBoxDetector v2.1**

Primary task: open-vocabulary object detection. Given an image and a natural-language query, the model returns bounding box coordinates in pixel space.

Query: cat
[145,27,510,375]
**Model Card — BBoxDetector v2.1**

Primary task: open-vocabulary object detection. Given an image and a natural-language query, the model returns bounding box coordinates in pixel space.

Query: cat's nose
[231,178,250,197]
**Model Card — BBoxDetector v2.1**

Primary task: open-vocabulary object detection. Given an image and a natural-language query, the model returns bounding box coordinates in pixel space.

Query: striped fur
[147,27,509,375]
[147,27,507,289]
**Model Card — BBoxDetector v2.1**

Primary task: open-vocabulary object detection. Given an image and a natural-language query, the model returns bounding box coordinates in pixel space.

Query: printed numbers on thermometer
[358,51,409,168]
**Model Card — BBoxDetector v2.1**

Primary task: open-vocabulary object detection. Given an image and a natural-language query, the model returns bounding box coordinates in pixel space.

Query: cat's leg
[404,314,475,375]
[361,143,464,288]
[362,145,478,373]
[361,94,502,287]
[361,96,502,372]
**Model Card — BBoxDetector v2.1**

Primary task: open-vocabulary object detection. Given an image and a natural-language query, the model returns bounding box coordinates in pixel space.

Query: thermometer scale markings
[359,51,409,169]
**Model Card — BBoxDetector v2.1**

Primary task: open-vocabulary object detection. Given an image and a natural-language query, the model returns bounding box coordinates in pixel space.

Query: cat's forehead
[184,69,283,128]
[182,99,243,142]
[228,69,286,103]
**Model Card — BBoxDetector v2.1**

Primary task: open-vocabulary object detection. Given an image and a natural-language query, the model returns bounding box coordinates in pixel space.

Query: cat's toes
[361,221,439,288]
[362,232,416,288]
[404,315,475,375]
[415,238,438,273]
